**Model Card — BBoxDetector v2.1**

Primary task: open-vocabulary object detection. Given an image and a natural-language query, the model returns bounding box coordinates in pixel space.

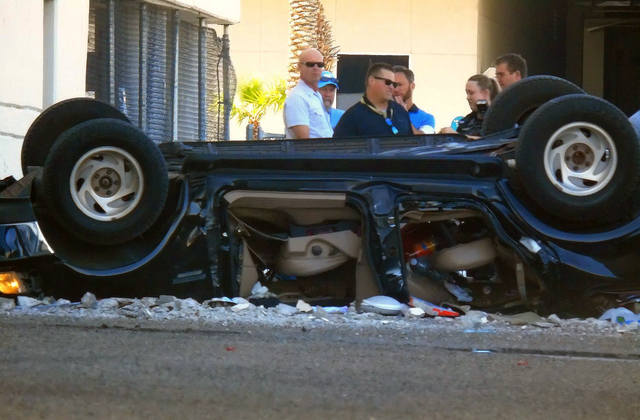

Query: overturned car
[2,76,640,317]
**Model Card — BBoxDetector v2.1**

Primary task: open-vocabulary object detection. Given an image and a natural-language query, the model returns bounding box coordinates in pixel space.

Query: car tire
[482,76,584,136]
[42,118,168,245]
[515,94,640,224]
[21,98,130,175]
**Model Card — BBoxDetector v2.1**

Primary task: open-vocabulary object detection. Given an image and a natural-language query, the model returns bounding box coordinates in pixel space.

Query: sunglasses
[373,76,399,88]
[385,118,399,135]
[301,61,325,68]
[320,76,339,84]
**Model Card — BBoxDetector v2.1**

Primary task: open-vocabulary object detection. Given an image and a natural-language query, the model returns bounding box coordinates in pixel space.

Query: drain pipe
[198,17,206,141]
[222,24,231,141]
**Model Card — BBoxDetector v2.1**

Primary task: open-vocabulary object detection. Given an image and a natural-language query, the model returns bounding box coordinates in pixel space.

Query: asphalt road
[1,315,639,419]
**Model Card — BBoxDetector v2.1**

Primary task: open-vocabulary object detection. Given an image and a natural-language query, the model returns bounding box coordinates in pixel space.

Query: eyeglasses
[385,118,399,135]
[301,61,325,68]
[320,76,338,84]
[373,76,399,88]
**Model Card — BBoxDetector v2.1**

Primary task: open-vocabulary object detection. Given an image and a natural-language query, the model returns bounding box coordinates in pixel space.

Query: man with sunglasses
[393,66,436,134]
[333,63,414,138]
[283,48,333,139]
[318,70,345,129]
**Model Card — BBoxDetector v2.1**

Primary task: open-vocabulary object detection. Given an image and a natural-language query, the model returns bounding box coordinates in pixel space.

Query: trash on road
[360,296,404,315]
[599,307,640,324]
[409,296,459,317]
[488,312,556,328]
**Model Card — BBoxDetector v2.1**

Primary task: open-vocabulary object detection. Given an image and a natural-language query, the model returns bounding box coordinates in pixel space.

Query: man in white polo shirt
[283,48,333,139]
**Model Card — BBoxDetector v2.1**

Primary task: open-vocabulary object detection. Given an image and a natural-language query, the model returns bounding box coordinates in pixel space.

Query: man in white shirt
[283,48,333,139]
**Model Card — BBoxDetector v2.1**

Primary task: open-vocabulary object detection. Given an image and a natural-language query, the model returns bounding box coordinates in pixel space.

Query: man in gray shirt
[283,48,333,139]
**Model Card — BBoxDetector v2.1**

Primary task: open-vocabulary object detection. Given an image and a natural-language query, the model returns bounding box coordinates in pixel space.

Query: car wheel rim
[543,122,617,197]
[70,146,144,221]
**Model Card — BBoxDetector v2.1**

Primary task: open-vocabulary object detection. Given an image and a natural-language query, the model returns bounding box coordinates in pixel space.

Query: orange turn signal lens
[0,272,25,294]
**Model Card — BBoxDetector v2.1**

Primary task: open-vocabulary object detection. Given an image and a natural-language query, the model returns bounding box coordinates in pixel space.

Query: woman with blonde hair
[440,74,500,138]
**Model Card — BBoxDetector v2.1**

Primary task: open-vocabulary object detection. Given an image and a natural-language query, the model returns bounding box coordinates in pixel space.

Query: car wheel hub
[91,168,122,197]
[543,122,617,197]
[70,146,144,221]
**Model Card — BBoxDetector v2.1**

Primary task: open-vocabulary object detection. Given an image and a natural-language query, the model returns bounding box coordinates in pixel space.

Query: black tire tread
[21,98,129,175]
[42,118,168,245]
[482,76,584,136]
[516,94,640,224]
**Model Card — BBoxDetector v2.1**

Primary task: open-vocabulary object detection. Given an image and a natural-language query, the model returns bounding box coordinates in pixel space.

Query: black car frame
[2,76,640,317]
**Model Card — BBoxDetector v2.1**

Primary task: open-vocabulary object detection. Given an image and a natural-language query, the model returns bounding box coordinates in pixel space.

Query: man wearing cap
[392,66,436,134]
[333,62,414,138]
[318,71,345,129]
[283,48,333,139]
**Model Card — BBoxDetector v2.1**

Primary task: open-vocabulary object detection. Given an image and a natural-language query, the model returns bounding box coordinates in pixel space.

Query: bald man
[283,48,333,139]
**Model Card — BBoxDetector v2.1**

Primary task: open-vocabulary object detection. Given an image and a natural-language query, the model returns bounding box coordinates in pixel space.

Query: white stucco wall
[43,0,91,108]
[0,0,44,179]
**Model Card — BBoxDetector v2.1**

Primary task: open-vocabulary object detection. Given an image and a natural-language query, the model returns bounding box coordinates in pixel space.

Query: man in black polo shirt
[333,63,414,138]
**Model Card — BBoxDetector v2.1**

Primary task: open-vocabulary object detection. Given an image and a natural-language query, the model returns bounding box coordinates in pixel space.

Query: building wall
[0,0,239,179]
[0,0,44,179]
[477,0,568,79]
[228,0,479,139]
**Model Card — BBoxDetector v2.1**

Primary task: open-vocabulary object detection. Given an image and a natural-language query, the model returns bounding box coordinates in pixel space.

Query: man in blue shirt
[393,66,436,134]
[318,70,345,129]
[334,63,414,138]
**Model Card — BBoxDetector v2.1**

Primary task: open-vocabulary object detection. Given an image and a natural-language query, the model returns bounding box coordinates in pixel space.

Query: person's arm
[412,125,422,135]
[283,94,310,139]
[333,110,356,138]
[439,127,457,134]
[289,125,310,139]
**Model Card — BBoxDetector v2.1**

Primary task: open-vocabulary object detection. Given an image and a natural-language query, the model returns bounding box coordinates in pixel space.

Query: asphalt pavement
[1,314,639,419]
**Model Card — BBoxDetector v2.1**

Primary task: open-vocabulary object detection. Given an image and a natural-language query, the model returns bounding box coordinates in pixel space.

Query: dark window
[86,0,235,142]
[336,54,409,94]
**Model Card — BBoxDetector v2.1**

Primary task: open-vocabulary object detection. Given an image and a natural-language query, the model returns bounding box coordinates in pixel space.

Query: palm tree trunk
[288,0,319,90]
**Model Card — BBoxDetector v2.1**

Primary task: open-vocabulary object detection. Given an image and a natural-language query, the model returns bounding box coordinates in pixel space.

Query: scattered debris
[409,296,459,317]
[296,300,313,313]
[97,298,119,311]
[275,303,297,316]
[404,307,426,318]
[81,292,98,309]
[360,296,404,316]
[444,282,473,302]
[488,312,557,328]
[17,296,45,309]
[0,297,15,311]
[600,307,640,324]
[231,303,254,313]
[158,295,177,305]
[0,291,637,337]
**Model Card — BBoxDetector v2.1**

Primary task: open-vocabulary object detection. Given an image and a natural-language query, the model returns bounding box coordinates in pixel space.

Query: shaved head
[297,48,324,88]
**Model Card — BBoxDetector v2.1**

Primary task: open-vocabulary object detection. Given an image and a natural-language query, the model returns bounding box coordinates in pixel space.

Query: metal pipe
[198,17,206,141]
[108,0,116,106]
[222,24,231,141]
[171,10,180,142]
[139,3,148,131]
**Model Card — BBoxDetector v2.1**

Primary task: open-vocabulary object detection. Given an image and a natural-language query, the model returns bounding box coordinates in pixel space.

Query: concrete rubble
[0,293,638,336]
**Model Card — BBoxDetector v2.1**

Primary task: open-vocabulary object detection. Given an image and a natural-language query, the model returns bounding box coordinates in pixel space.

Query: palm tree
[288,0,319,90]
[316,1,339,72]
[287,0,340,88]
[232,77,286,140]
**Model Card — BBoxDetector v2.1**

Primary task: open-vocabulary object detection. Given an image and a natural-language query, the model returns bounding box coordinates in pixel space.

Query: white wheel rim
[542,122,617,197]
[69,146,144,221]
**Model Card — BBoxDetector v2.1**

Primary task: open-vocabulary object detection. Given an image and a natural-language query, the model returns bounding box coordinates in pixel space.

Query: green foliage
[231,77,286,130]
